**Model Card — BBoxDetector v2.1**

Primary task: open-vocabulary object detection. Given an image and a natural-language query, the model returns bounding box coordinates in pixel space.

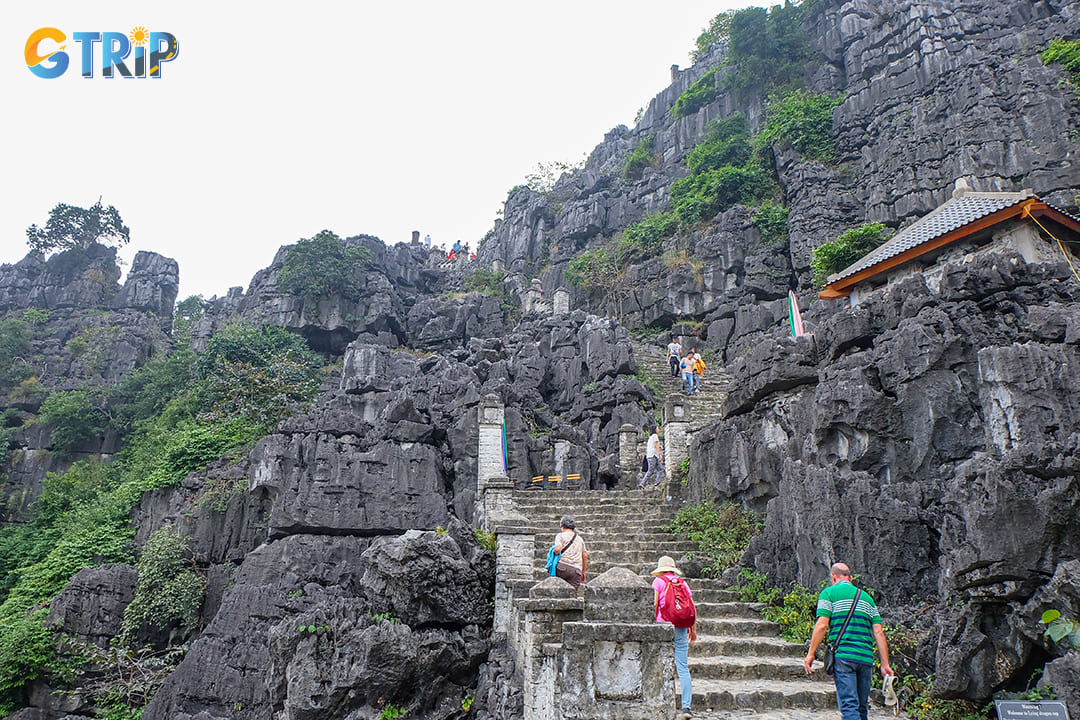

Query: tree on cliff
[25,200,131,255]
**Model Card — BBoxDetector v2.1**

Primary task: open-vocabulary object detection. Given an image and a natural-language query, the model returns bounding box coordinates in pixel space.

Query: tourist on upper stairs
[691,348,706,392]
[666,335,683,378]
[651,556,696,720]
[552,516,588,589]
[681,351,697,395]
[803,562,894,720]
[638,423,664,490]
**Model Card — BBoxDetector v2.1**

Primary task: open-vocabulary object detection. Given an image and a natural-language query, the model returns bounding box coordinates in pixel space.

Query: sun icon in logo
[129,26,149,46]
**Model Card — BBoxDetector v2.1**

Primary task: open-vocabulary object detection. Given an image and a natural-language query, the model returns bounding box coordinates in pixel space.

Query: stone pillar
[559,568,675,720]
[411,230,420,244]
[493,258,505,273]
[478,394,505,495]
[494,520,535,636]
[520,579,584,720]
[664,396,691,483]
[553,287,570,315]
[670,64,680,83]
[618,423,639,489]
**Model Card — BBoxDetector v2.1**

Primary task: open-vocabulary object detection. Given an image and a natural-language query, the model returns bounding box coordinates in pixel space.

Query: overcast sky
[3,2,750,300]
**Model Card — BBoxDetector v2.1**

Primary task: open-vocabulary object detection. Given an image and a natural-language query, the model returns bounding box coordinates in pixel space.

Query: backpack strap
[833,589,862,650]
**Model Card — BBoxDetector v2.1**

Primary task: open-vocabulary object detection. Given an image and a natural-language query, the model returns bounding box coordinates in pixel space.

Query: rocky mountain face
[3,0,1080,718]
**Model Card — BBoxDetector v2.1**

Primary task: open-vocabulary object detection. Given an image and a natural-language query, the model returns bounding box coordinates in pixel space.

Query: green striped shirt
[816,582,881,664]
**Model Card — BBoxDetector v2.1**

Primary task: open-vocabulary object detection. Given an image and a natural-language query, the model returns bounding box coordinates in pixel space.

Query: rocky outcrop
[691,250,1080,703]
[142,522,493,720]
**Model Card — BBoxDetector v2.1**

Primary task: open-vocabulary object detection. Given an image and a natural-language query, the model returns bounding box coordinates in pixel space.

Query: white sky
[3,2,748,300]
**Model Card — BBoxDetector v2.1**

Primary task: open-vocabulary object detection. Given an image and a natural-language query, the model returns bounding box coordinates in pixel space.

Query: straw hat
[650,556,682,576]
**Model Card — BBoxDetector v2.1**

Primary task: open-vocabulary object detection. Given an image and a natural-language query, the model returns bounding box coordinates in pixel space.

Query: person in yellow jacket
[689,348,706,394]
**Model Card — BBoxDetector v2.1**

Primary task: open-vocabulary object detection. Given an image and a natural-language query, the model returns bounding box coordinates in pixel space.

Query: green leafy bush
[671,69,720,119]
[670,164,775,226]
[618,212,677,263]
[1042,37,1080,93]
[462,270,506,297]
[757,90,843,163]
[624,136,657,181]
[691,10,737,63]
[565,248,618,290]
[721,4,810,98]
[0,610,54,715]
[810,222,892,287]
[122,526,205,643]
[0,319,33,390]
[751,201,790,246]
[686,113,753,174]
[668,502,763,576]
[276,230,374,298]
[38,387,110,456]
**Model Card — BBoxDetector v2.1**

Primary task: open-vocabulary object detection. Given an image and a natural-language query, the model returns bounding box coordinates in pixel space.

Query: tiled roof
[826,190,1036,285]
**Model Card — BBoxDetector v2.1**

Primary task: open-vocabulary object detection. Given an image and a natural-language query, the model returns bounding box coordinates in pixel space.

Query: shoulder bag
[824,588,861,676]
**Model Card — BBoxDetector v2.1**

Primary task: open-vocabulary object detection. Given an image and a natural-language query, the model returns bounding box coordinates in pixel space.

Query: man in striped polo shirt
[803,563,894,720]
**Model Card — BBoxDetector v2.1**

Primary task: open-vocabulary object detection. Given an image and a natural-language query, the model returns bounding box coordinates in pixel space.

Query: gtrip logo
[25,27,179,79]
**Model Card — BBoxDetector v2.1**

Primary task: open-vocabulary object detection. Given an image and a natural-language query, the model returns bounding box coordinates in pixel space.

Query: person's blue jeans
[682,371,694,394]
[674,626,691,710]
[834,657,872,720]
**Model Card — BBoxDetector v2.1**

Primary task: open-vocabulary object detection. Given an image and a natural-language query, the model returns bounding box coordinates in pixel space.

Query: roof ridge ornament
[952,177,972,198]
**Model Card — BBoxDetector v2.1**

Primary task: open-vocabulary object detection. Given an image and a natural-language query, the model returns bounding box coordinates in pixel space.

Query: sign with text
[995,701,1070,720]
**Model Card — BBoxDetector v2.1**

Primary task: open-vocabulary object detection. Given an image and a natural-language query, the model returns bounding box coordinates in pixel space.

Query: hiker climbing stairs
[510,488,844,715]
[632,340,732,432]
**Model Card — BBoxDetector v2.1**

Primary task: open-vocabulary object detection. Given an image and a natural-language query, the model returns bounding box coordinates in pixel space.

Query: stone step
[690,602,762,619]
[688,655,821,682]
[532,538,697,553]
[690,705,898,720]
[692,635,805,658]
[690,678,837,712]
[696,617,780,637]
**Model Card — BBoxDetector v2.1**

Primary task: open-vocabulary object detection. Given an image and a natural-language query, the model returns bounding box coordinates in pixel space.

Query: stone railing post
[553,287,570,315]
[618,423,639,489]
[477,394,506,530]
[519,579,585,720]
[664,395,691,484]
[558,567,675,720]
[494,519,535,638]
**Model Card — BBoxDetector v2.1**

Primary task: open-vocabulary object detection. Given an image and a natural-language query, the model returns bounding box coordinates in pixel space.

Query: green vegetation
[26,200,130,255]
[722,4,809,98]
[735,569,822,643]
[1041,37,1080,95]
[0,320,325,714]
[0,319,34,391]
[381,703,404,720]
[751,201,790,246]
[901,675,983,720]
[810,222,892,287]
[473,528,497,555]
[276,230,374,298]
[671,164,775,227]
[122,527,205,643]
[756,90,843,163]
[618,212,677,264]
[671,69,720,119]
[624,135,657,181]
[691,10,737,63]
[462,269,506,297]
[686,113,753,173]
[1042,608,1080,648]
[669,502,762,576]
[37,387,110,456]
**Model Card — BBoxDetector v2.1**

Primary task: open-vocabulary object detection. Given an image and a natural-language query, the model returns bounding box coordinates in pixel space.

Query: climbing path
[632,340,732,433]
[511,489,894,716]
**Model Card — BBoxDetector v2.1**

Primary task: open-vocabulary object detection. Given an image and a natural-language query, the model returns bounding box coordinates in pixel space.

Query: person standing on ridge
[804,562,894,720]
[651,556,696,720]
[666,335,682,378]
[638,423,664,490]
[552,516,588,589]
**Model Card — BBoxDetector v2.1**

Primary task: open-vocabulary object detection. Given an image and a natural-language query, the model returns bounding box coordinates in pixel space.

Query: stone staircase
[511,488,844,715]
[632,340,732,433]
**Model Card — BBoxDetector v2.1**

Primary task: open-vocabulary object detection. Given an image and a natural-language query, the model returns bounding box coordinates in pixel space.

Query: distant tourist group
[666,335,706,396]
[422,234,475,261]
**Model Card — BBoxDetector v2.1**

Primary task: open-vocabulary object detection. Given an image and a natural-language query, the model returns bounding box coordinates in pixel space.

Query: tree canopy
[26,201,130,255]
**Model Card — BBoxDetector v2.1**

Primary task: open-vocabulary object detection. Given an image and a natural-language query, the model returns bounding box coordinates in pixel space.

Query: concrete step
[696,617,781,637]
[690,678,837,712]
[689,655,821,682]
[692,635,805,658]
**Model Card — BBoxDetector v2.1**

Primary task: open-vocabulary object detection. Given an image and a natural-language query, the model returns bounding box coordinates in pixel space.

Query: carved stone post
[553,287,570,315]
[559,567,675,720]
[520,579,584,720]
[618,423,639,489]
[664,396,691,483]
[477,394,505,531]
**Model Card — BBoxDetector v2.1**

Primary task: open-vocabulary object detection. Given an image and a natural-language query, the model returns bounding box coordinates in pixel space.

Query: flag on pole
[501,419,508,473]
[788,290,805,338]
